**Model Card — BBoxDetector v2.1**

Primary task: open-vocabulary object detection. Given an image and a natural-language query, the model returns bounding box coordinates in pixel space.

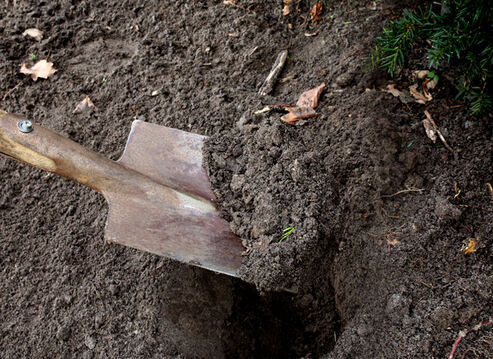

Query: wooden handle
[0,110,136,193]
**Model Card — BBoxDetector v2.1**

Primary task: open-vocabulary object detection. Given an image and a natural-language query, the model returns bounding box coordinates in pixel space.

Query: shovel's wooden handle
[0,110,142,194]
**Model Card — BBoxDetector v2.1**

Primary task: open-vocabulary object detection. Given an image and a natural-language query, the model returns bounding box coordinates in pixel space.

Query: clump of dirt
[0,1,491,358]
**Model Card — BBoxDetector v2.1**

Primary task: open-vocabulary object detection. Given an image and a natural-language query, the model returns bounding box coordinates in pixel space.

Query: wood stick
[258,50,288,96]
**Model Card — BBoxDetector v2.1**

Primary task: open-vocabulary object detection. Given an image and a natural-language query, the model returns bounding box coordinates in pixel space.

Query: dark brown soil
[0,1,491,358]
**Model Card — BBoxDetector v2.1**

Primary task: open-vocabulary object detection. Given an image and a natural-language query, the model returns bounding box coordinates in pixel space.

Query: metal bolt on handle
[17,120,34,133]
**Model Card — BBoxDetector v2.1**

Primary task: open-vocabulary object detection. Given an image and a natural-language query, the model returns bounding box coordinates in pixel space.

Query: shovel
[0,110,244,276]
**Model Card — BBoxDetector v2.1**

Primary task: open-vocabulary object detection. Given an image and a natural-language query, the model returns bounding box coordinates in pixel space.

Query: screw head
[17,120,33,133]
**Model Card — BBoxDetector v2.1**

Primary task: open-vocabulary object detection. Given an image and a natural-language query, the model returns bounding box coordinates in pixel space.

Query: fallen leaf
[387,238,401,246]
[73,96,96,114]
[310,1,323,23]
[281,107,317,124]
[422,110,454,151]
[22,28,43,41]
[385,84,405,97]
[422,110,437,143]
[462,237,480,254]
[409,84,431,103]
[19,60,56,81]
[296,82,326,108]
[425,78,437,90]
[413,70,429,80]
[282,0,293,15]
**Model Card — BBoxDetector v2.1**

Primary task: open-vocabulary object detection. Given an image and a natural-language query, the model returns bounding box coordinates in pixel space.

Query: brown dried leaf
[423,110,454,151]
[387,238,401,246]
[73,96,96,114]
[462,237,480,254]
[22,28,43,41]
[385,84,405,97]
[282,0,293,15]
[413,70,429,80]
[310,1,323,23]
[281,107,317,124]
[425,78,437,90]
[409,84,431,103]
[422,110,437,143]
[19,60,56,81]
[296,82,326,108]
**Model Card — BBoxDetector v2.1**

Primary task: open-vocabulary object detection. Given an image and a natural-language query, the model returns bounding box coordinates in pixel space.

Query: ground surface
[0,1,491,358]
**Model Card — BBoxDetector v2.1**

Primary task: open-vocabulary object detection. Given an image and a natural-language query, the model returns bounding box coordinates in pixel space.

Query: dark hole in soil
[224,281,340,358]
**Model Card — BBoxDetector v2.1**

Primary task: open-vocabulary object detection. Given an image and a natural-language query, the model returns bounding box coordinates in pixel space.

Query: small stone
[290,159,305,182]
[85,335,96,350]
[151,90,160,96]
[230,174,245,192]
[335,72,354,87]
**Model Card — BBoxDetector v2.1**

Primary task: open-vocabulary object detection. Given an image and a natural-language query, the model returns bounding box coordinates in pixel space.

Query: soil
[0,1,491,358]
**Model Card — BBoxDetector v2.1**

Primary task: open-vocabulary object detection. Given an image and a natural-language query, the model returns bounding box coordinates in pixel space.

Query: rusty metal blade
[104,121,244,276]
[118,121,216,201]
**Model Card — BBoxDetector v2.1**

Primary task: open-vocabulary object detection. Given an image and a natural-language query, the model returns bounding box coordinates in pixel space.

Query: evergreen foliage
[373,0,493,115]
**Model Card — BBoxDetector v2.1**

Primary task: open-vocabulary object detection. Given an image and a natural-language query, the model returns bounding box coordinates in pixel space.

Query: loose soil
[0,1,491,358]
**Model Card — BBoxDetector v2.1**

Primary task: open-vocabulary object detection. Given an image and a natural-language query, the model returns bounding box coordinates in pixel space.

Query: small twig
[2,79,26,101]
[448,317,493,359]
[258,50,288,96]
[381,207,400,219]
[381,187,423,198]
[424,110,454,152]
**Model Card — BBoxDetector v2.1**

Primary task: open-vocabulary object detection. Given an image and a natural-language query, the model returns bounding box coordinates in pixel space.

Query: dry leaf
[413,70,429,80]
[310,1,323,23]
[296,82,326,108]
[282,0,293,15]
[19,60,56,81]
[22,28,43,41]
[462,237,480,254]
[422,110,454,151]
[73,96,96,114]
[425,78,437,90]
[385,84,405,97]
[422,110,437,143]
[281,107,317,124]
[387,238,401,246]
[409,84,431,103]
